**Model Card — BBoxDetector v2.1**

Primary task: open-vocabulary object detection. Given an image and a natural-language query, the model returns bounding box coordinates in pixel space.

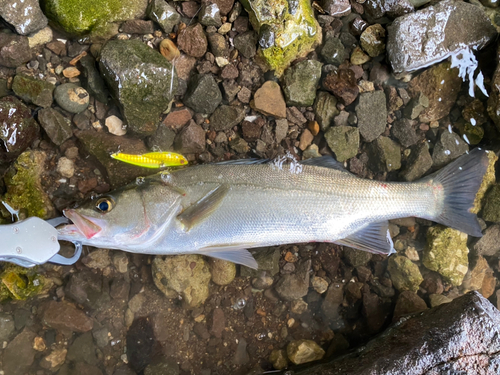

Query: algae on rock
[0,265,50,301]
[472,150,497,214]
[239,0,322,75]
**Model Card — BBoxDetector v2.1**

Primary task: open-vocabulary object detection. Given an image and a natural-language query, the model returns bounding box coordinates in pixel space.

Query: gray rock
[296,292,500,375]
[0,33,31,68]
[120,19,155,34]
[0,313,15,341]
[344,248,372,267]
[234,31,257,59]
[3,329,36,375]
[368,136,401,172]
[207,32,228,57]
[323,0,351,17]
[320,37,347,65]
[0,0,48,35]
[321,282,344,322]
[387,0,497,73]
[67,332,98,365]
[148,0,180,33]
[183,74,222,115]
[474,224,500,256]
[233,338,250,365]
[403,93,429,120]
[174,120,206,154]
[210,105,245,131]
[275,260,312,301]
[0,78,8,98]
[364,0,414,19]
[199,2,222,27]
[391,118,419,148]
[99,39,177,135]
[79,55,109,104]
[37,108,73,146]
[54,83,89,114]
[325,126,359,162]
[400,143,432,182]
[356,91,387,142]
[314,91,339,132]
[283,60,323,107]
[431,131,468,168]
[12,74,54,108]
[147,126,176,151]
[275,118,288,143]
[241,247,280,277]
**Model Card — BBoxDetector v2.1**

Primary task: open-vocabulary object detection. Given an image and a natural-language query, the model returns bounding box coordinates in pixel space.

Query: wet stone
[208,32,228,58]
[274,260,311,301]
[391,118,419,148]
[364,0,414,19]
[121,19,155,34]
[209,259,236,286]
[252,81,287,118]
[429,293,453,307]
[269,349,288,370]
[368,136,401,172]
[360,24,386,58]
[54,83,89,114]
[209,105,246,131]
[387,255,423,292]
[431,131,468,168]
[229,136,250,154]
[233,338,250,365]
[321,282,344,322]
[282,60,323,107]
[233,31,257,59]
[178,23,208,58]
[199,2,222,27]
[67,332,98,365]
[42,300,93,332]
[314,91,339,131]
[57,157,75,178]
[148,0,180,33]
[400,143,433,182]
[0,34,31,68]
[184,74,222,115]
[0,313,15,341]
[37,108,73,146]
[320,38,347,66]
[174,121,206,154]
[474,224,500,256]
[3,329,37,375]
[356,91,388,142]
[242,120,263,141]
[0,0,47,35]
[393,291,428,321]
[210,308,225,338]
[344,248,372,267]
[323,0,351,17]
[79,55,109,104]
[12,74,54,108]
[350,46,371,65]
[287,339,325,365]
[323,68,359,106]
[482,185,500,223]
[324,125,359,162]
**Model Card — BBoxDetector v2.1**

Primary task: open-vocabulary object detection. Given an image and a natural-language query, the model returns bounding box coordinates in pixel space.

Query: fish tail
[430,148,490,237]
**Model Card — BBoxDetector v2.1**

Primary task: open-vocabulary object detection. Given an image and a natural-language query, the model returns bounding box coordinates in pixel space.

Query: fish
[57,148,491,269]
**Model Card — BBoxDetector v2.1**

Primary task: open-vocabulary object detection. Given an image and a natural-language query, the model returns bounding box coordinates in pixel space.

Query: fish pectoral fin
[197,245,258,269]
[177,184,229,231]
[335,221,395,255]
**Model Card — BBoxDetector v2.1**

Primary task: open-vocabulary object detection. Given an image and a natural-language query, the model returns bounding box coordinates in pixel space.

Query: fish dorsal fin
[335,221,395,255]
[300,156,349,172]
[196,245,258,269]
[213,159,269,165]
[177,185,229,231]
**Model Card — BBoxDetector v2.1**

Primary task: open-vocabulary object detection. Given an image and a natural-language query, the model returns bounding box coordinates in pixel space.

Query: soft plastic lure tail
[110,152,188,168]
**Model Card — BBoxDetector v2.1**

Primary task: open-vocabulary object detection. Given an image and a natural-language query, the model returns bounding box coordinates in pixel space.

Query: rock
[462,255,490,292]
[404,93,429,120]
[344,248,372,267]
[208,33,228,58]
[287,339,325,365]
[0,96,39,162]
[199,2,222,27]
[42,300,93,332]
[37,108,73,146]
[324,126,359,162]
[275,118,289,143]
[209,105,245,131]
[368,136,401,172]
[152,254,211,308]
[482,184,500,222]
[252,81,286,118]
[311,276,328,294]
[57,157,75,178]
[120,19,154,34]
[0,313,15,341]
[391,118,419,148]
[323,0,351,17]
[429,293,453,307]
[105,115,126,136]
[474,224,500,256]
[233,338,250,365]
[472,151,498,215]
[323,68,359,106]
[54,83,89,114]
[356,91,387,142]
[79,55,109,104]
[41,348,67,369]
[321,282,344,322]
[364,0,414,19]
[351,46,371,65]
[283,60,322,106]
[408,62,462,123]
[148,0,180,33]
[320,37,347,65]
[75,129,152,187]
[431,130,468,168]
[144,358,180,375]
[242,120,263,141]
[178,23,208,58]
[241,247,280,277]
[299,129,314,150]
[210,308,225,338]
[393,291,427,321]
[269,349,288,370]
[0,0,47,35]
[360,24,386,58]
[99,40,177,136]
[82,249,111,269]
[387,255,423,292]
[42,0,148,36]
[233,31,257,58]
[229,136,250,154]
[488,45,500,133]
[0,34,31,68]
[148,125,176,151]
[3,329,36,375]
[67,332,98,365]
[209,259,236,286]
[314,91,339,131]
[423,226,468,286]
[174,121,206,154]
[27,26,53,48]
[301,292,500,374]
[183,74,222,115]
[400,143,433,182]
[162,108,192,131]
[12,75,54,109]
[387,0,497,73]
[275,260,311,301]
[240,0,322,74]
[3,151,55,219]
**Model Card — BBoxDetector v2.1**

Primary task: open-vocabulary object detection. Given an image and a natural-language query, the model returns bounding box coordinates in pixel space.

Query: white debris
[450,47,488,98]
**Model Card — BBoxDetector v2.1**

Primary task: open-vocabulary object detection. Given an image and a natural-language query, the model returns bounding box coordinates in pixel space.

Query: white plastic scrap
[450,47,488,98]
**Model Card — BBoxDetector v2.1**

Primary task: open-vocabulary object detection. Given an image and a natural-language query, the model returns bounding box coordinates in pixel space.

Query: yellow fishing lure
[110,151,188,168]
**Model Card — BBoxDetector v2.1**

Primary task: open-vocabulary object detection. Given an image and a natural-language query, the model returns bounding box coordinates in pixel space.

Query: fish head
[58,181,182,249]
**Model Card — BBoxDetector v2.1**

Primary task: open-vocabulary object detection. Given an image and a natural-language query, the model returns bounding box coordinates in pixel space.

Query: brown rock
[162,108,192,131]
[174,54,197,81]
[393,291,428,321]
[210,308,226,338]
[252,81,286,118]
[159,39,180,61]
[121,20,155,34]
[299,129,314,150]
[182,1,201,18]
[46,41,66,55]
[0,34,31,68]
[41,301,93,333]
[242,120,263,141]
[3,329,37,375]
[481,269,496,299]
[174,120,206,153]
[221,64,239,79]
[212,0,235,15]
[323,68,359,106]
[308,121,320,136]
[177,23,208,58]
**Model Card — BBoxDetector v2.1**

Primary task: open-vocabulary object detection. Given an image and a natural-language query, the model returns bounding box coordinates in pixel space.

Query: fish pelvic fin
[336,221,395,255]
[196,245,258,269]
[428,148,491,237]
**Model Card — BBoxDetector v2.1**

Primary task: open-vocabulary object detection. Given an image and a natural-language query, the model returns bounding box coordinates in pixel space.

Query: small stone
[356,91,387,142]
[269,349,288,370]
[0,0,48,35]
[208,32,228,58]
[178,23,208,58]
[148,0,180,33]
[351,46,371,65]
[37,108,73,146]
[66,332,98,365]
[323,0,351,17]
[237,86,252,103]
[0,313,15,341]
[144,357,180,375]
[275,260,311,301]
[82,249,111,270]
[162,108,192,131]
[324,125,359,162]
[323,68,359,106]
[314,91,339,131]
[121,19,155,34]
[42,348,67,369]
[209,258,236,286]
[0,34,31,68]
[287,339,325,365]
[218,22,232,34]
[233,31,257,58]
[252,81,286,118]
[431,131,468,168]
[320,37,347,66]
[393,291,427,321]
[429,293,452,307]
[78,55,109,104]
[221,64,239,79]
[42,301,93,332]
[105,115,126,136]
[400,143,433,182]
[63,67,81,78]
[199,2,222,27]
[391,118,419,148]
[308,121,320,136]
[360,24,386,58]
[54,83,90,114]
[12,74,54,108]
[282,60,323,107]
[57,157,75,178]
[291,299,308,314]
[28,26,53,48]
[159,39,180,61]
[209,105,245,131]
[474,224,500,256]
[113,252,129,273]
[311,276,328,294]
[344,248,372,267]
[387,255,423,292]
[174,121,206,154]
[241,120,262,141]
[482,185,500,223]
[233,338,250,365]
[368,136,401,172]
[183,74,222,115]
[3,330,37,375]
[275,118,288,143]
[241,247,280,277]
[299,129,314,151]
[229,136,250,154]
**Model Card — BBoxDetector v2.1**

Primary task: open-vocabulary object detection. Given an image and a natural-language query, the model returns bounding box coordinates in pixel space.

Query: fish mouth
[61,209,102,239]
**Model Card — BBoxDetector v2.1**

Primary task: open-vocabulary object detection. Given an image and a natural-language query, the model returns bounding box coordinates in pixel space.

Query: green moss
[0,265,47,301]
[472,151,497,214]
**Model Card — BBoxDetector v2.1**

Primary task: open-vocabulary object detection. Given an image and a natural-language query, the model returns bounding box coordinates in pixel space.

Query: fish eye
[95,197,114,213]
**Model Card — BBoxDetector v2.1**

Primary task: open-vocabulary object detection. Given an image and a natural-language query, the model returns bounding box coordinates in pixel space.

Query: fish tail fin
[430,148,490,237]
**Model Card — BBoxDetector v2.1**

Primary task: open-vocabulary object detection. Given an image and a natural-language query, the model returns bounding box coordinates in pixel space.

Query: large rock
[282,60,323,107]
[295,292,500,374]
[2,329,37,375]
[387,0,497,73]
[99,39,177,136]
[12,74,54,109]
[356,91,387,142]
[41,0,148,37]
[0,0,48,35]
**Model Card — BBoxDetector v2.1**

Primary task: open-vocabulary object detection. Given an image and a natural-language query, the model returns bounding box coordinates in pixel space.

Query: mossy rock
[387,255,423,292]
[0,265,50,301]
[482,184,500,223]
[472,151,497,214]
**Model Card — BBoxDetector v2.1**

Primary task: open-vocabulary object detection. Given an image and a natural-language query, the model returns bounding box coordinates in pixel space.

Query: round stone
[54,83,90,114]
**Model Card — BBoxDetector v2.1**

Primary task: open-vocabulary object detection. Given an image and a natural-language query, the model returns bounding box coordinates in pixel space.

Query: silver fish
[57,149,490,269]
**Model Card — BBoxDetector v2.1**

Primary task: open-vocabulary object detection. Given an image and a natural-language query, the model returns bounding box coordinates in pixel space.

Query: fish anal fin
[336,221,395,255]
[197,245,258,269]
[177,185,229,231]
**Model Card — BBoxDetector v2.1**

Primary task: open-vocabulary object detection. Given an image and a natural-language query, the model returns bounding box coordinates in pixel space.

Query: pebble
[233,338,250,365]
[252,81,287,118]
[474,224,500,256]
[210,308,226,338]
[287,339,325,365]
[351,46,371,65]
[183,74,222,115]
[57,157,75,178]
[41,348,67,369]
[12,74,54,108]
[360,24,386,57]
[113,252,129,273]
[324,125,359,162]
[275,260,312,301]
[368,136,401,172]
[42,300,93,332]
[178,23,208,58]
[3,330,37,375]
[299,129,314,151]
[429,293,453,307]
[233,31,258,59]
[105,115,126,136]
[314,91,339,131]
[37,108,73,146]
[320,37,347,65]
[174,120,206,153]
[251,275,274,289]
[209,258,236,286]
[291,299,308,314]
[0,313,15,341]
[63,66,81,78]
[482,185,500,223]
[121,20,155,34]
[0,34,31,68]
[393,291,427,321]
[311,276,329,294]
[209,105,246,131]
[400,143,433,182]
[148,0,180,33]
[269,349,288,370]
[282,59,323,107]
[323,0,351,17]
[387,255,423,292]
[82,249,111,269]
[356,90,388,142]
[323,68,359,106]
[28,26,53,48]
[54,83,90,114]
[199,2,222,27]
